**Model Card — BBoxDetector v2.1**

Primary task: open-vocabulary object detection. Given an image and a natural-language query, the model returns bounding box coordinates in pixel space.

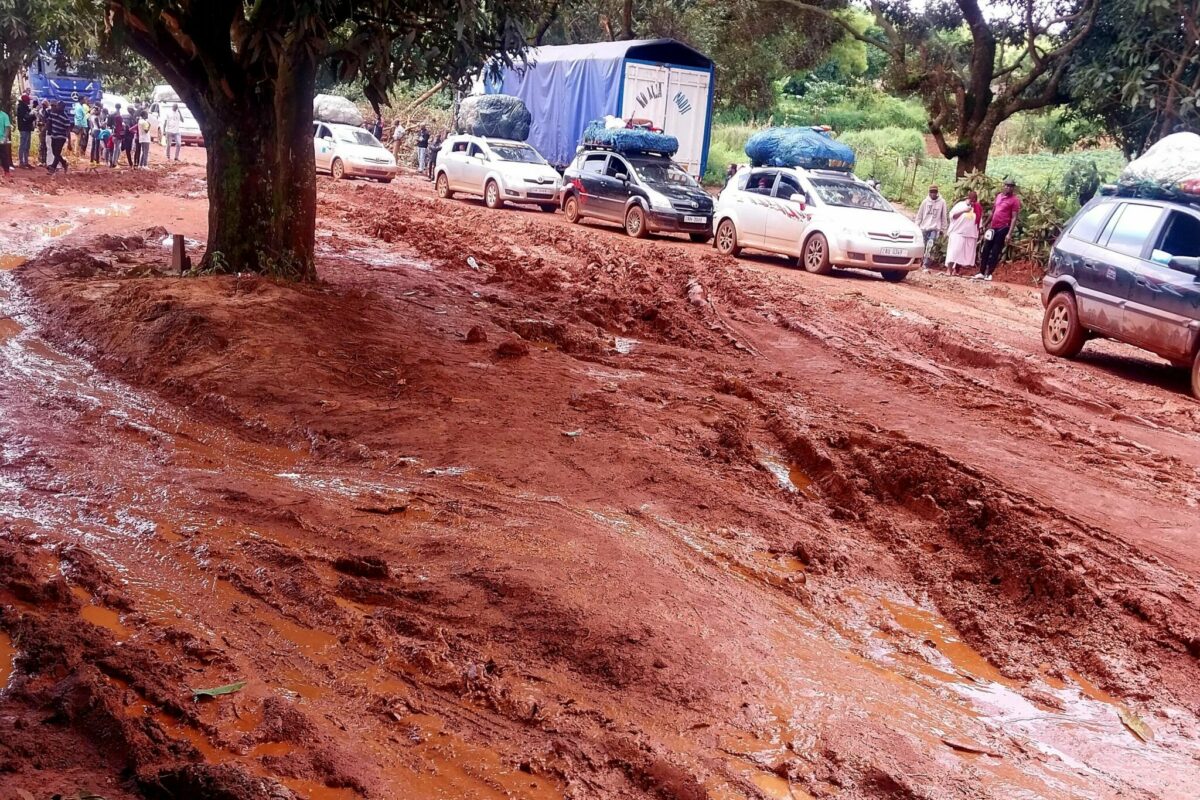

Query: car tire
[802,233,833,274]
[539,204,557,213]
[625,205,648,239]
[1041,291,1087,358]
[331,158,345,180]
[435,173,452,199]
[689,232,712,244]
[1190,349,1200,401]
[715,219,741,256]
[484,180,502,209]
[564,195,581,223]
[378,177,393,184]
[880,270,908,283]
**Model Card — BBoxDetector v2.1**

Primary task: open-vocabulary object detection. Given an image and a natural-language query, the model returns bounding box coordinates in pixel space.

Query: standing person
[36,100,50,166]
[121,105,137,167]
[163,104,183,161]
[426,129,445,181]
[102,120,117,167]
[372,115,384,140]
[109,104,125,168]
[88,104,103,164]
[137,111,152,167]
[945,190,983,276]
[72,99,88,153]
[915,184,948,270]
[46,101,72,174]
[391,118,406,159]
[977,179,1022,282]
[0,103,13,180]
[415,124,429,173]
[16,94,35,168]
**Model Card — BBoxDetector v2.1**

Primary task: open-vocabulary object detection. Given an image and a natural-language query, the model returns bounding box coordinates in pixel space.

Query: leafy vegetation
[775,82,927,132]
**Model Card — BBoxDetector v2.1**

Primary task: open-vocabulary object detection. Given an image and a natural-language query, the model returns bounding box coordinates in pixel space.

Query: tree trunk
[0,64,17,121]
[199,51,318,280]
[954,124,996,178]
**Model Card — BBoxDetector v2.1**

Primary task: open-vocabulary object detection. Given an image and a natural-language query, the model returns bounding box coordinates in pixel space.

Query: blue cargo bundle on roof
[489,38,714,179]
[581,120,679,157]
[456,94,532,141]
[745,127,856,171]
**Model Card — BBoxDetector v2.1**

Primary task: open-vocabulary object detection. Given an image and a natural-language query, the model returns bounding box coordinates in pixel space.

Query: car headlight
[648,192,672,212]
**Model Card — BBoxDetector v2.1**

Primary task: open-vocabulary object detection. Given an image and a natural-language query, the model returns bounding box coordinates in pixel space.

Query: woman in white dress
[946,190,982,276]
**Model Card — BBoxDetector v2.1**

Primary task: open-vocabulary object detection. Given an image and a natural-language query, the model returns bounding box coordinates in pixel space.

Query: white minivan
[434,135,561,211]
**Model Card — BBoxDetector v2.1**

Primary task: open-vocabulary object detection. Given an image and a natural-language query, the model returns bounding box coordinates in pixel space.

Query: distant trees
[778,0,1100,176]
[0,0,89,113]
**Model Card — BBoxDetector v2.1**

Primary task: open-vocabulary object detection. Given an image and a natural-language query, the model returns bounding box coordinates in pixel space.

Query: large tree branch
[772,0,900,59]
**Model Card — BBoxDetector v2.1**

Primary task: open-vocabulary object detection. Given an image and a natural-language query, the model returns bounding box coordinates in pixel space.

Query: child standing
[101,123,116,167]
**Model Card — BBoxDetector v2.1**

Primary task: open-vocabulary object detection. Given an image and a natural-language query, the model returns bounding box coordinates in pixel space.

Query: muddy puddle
[758,451,818,498]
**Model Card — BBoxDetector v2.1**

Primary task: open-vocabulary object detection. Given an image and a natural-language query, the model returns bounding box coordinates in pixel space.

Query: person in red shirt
[977,179,1021,281]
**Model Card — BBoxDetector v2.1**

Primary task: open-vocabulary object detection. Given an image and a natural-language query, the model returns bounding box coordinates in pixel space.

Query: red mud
[1,164,1199,799]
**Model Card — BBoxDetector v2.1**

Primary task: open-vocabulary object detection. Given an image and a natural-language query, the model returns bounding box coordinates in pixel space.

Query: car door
[314,124,334,171]
[1083,202,1164,339]
[765,171,811,255]
[603,155,637,220]
[1124,207,1200,360]
[733,169,778,249]
[464,140,491,194]
[576,153,612,220]
[444,139,469,189]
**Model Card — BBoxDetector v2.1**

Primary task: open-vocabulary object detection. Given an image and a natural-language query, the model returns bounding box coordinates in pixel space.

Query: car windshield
[631,159,699,189]
[808,178,891,211]
[336,128,383,147]
[490,144,546,164]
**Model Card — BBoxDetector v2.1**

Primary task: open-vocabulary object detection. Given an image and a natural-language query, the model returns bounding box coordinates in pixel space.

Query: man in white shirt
[163,104,184,161]
[391,120,406,159]
[915,184,948,270]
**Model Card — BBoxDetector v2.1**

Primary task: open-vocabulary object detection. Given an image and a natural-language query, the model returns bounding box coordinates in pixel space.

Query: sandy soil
[1,151,1199,800]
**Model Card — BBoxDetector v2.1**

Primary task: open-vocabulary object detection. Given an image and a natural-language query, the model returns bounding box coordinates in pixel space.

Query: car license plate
[684,215,707,224]
[881,247,906,256]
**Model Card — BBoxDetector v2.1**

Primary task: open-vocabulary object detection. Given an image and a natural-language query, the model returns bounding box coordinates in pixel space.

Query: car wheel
[689,232,712,244]
[435,173,452,199]
[880,270,908,283]
[625,205,648,239]
[484,180,502,209]
[331,158,345,180]
[539,204,557,213]
[802,233,833,274]
[1191,349,1200,401]
[564,195,581,223]
[378,177,393,184]
[1041,291,1087,358]
[715,219,741,256]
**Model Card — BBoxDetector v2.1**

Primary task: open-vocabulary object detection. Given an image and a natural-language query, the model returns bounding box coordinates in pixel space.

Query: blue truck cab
[26,51,103,105]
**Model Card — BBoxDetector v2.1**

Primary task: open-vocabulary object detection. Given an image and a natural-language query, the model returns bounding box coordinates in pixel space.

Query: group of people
[0,95,188,177]
[386,119,441,177]
[916,180,1022,281]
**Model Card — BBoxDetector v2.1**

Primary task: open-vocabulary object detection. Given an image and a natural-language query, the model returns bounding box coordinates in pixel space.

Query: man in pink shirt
[976,179,1021,281]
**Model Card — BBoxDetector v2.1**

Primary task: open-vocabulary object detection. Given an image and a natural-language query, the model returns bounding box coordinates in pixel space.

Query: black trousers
[49,136,68,171]
[980,226,1010,276]
[0,142,12,174]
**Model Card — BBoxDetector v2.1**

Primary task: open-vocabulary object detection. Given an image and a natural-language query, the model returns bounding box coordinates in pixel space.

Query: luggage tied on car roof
[313,94,364,127]
[581,118,679,157]
[1118,132,1200,201]
[456,95,532,141]
[745,126,856,171]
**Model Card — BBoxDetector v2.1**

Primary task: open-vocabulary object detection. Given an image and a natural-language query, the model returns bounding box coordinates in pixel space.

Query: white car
[149,101,203,146]
[713,166,925,282]
[434,135,560,212]
[313,121,397,182]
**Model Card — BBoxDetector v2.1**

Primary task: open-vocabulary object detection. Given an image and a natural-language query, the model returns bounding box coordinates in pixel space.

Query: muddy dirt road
[1,157,1199,800]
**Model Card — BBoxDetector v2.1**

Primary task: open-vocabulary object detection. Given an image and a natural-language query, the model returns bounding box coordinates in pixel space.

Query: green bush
[839,128,926,160]
[777,82,927,132]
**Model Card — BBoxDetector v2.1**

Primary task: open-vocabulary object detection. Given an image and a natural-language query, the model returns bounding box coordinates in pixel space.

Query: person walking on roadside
[945,190,983,277]
[163,104,183,161]
[915,184,948,270]
[415,124,429,173]
[0,103,13,180]
[137,111,152,167]
[391,118,406,159]
[36,100,50,166]
[72,99,88,154]
[46,101,72,174]
[109,104,125,168]
[976,179,1022,282]
[16,94,35,168]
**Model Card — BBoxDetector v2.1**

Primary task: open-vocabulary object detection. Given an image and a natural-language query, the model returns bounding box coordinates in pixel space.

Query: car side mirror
[323,136,333,142]
[1168,256,1200,276]
[615,172,629,183]
[790,193,806,208]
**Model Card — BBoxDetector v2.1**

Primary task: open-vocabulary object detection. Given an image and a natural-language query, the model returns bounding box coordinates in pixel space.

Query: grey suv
[1040,196,1200,398]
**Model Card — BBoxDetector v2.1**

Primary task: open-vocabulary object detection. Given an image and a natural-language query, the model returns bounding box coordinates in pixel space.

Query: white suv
[435,135,561,212]
[713,166,924,282]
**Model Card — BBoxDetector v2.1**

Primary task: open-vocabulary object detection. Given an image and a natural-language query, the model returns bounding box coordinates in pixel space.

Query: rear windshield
[491,144,546,164]
[630,159,699,189]
[808,178,891,211]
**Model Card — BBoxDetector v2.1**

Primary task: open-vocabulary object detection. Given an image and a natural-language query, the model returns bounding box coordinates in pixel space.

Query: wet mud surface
[1,161,1199,799]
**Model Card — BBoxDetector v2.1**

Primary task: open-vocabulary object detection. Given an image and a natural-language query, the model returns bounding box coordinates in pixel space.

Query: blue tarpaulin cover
[581,120,679,156]
[456,94,532,141]
[745,127,856,170]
